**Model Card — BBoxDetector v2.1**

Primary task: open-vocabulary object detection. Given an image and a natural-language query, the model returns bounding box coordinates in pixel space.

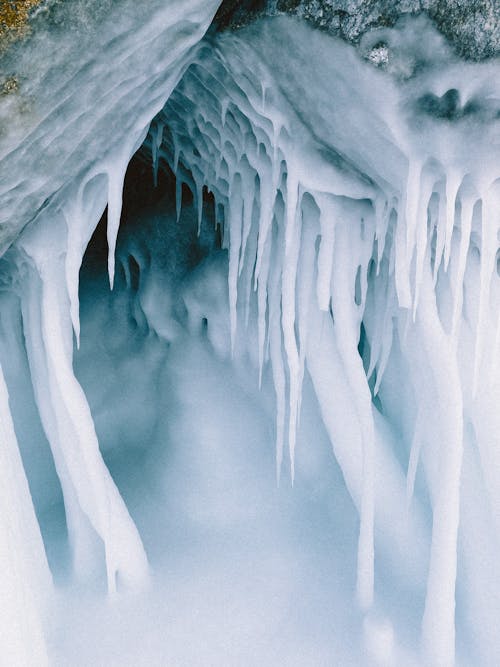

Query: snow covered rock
[217,0,500,60]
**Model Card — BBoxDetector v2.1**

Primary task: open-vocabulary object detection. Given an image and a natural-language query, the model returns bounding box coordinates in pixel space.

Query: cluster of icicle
[1,12,499,666]
[145,30,500,667]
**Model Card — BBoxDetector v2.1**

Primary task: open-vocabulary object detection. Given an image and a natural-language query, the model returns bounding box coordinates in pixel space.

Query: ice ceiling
[1,2,500,665]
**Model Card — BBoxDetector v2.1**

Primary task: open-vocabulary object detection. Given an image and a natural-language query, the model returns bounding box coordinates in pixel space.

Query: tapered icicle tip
[73,314,81,350]
[108,253,116,291]
[290,457,295,487]
[67,256,82,348]
[106,166,127,292]
[105,565,152,598]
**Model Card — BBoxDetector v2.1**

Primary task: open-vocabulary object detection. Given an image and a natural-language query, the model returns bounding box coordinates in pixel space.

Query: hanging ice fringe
[142,24,500,666]
[18,209,150,594]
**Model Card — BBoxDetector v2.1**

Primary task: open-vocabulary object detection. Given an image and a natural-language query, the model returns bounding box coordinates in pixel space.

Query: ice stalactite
[0,364,51,666]
[65,174,109,348]
[15,210,150,593]
[142,17,500,665]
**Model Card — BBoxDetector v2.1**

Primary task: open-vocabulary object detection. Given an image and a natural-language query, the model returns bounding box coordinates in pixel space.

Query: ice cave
[0,0,499,664]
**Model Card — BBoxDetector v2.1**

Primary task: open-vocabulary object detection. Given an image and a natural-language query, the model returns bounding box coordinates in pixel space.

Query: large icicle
[64,174,109,346]
[414,262,464,667]
[281,165,302,482]
[19,212,149,593]
[0,364,51,666]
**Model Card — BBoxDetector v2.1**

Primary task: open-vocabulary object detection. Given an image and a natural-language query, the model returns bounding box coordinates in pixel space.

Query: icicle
[0,363,51,666]
[394,195,412,309]
[412,168,436,319]
[366,273,388,384]
[44,261,149,591]
[374,197,386,273]
[65,199,85,348]
[271,116,283,168]
[192,170,204,235]
[268,235,286,485]
[451,192,474,338]
[372,307,394,396]
[107,163,128,290]
[417,260,463,667]
[176,173,184,223]
[433,179,447,286]
[257,221,272,386]
[405,159,423,268]
[443,170,462,271]
[238,165,256,277]
[307,307,364,500]
[240,202,258,330]
[228,174,243,354]
[316,193,336,312]
[173,134,181,173]
[65,172,108,347]
[20,214,149,594]
[473,192,496,396]
[330,209,375,611]
[281,167,302,483]
[406,406,423,507]
[254,156,275,284]
[21,257,100,581]
[152,121,164,188]
[296,197,318,417]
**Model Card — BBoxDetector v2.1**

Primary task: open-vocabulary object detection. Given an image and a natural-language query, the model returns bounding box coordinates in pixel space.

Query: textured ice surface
[0,0,220,252]
[0,8,500,667]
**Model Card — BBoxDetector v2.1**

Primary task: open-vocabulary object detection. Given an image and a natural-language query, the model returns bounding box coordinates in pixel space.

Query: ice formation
[0,5,500,666]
